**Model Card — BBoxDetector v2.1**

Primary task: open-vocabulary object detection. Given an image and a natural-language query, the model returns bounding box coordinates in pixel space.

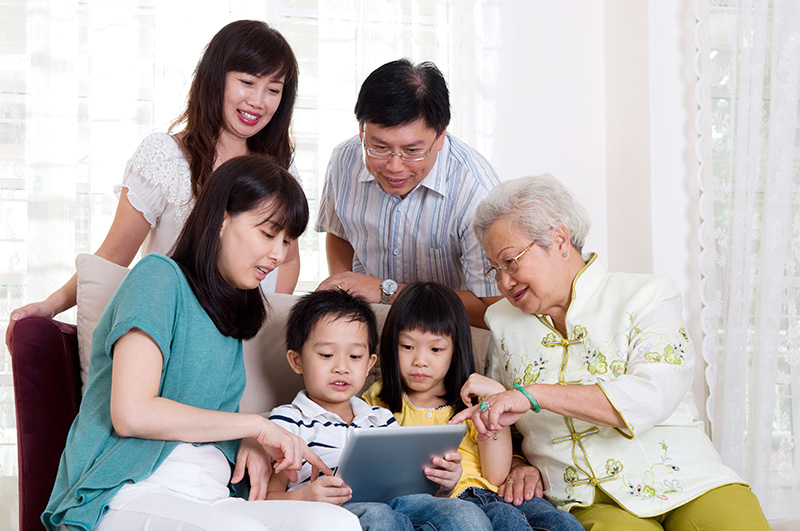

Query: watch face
[381,279,398,294]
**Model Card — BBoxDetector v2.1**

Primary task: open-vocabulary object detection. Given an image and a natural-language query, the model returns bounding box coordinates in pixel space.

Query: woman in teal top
[43,156,361,531]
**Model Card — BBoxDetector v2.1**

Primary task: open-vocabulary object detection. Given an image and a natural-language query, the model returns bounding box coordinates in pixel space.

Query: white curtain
[696,0,800,519]
[0,2,500,529]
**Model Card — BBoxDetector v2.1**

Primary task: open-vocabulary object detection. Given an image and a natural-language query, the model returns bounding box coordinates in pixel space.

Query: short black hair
[286,289,379,355]
[354,59,450,135]
[378,282,474,413]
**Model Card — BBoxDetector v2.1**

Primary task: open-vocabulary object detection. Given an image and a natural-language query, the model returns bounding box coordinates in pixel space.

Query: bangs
[396,293,458,339]
[229,33,296,84]
[254,195,308,241]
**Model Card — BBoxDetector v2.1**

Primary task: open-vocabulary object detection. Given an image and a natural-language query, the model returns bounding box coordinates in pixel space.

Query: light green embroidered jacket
[486,254,743,517]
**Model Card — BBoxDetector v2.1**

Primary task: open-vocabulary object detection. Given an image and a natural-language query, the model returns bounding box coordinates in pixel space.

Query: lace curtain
[696,0,800,519]
[0,2,499,528]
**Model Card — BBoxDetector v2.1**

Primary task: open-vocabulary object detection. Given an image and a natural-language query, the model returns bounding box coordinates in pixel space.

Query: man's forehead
[362,120,437,142]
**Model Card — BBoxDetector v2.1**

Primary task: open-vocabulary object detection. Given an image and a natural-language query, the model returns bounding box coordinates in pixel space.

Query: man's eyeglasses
[362,136,436,162]
[483,241,537,280]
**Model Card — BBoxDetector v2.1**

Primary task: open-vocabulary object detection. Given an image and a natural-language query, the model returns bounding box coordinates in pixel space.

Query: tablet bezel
[336,424,467,503]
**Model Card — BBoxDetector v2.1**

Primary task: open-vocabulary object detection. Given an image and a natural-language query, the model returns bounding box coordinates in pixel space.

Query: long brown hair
[170,155,308,339]
[170,20,299,199]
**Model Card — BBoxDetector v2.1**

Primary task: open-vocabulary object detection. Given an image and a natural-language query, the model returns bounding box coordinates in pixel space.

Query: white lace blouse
[116,132,300,292]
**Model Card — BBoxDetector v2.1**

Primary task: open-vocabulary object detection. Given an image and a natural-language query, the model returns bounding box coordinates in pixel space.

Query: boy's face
[287,316,377,418]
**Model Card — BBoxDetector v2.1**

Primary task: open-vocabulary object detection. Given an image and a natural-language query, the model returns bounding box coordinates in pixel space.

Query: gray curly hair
[473,174,591,252]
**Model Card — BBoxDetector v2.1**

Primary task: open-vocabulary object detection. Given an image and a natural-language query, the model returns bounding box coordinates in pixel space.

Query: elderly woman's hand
[450,388,531,440]
[459,373,507,408]
[497,457,545,505]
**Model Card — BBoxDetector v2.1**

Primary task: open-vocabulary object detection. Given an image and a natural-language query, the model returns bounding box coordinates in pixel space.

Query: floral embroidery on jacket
[499,338,551,383]
[616,440,682,504]
[583,349,608,375]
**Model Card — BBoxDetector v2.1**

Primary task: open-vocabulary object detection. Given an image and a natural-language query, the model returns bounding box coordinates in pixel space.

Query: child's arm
[476,425,513,487]
[424,451,463,497]
[266,470,352,505]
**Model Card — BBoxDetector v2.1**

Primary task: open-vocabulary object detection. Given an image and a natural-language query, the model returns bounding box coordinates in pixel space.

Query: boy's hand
[424,451,463,497]
[232,437,272,500]
[298,475,352,505]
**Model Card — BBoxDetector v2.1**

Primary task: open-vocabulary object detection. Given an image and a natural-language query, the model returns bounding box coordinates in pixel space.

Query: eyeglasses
[483,241,537,280]
[361,135,437,162]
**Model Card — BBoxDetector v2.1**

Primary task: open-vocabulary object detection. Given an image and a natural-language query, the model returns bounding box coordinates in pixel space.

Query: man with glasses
[315,59,501,327]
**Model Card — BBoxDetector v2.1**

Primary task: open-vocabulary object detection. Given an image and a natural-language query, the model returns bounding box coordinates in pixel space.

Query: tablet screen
[336,424,467,503]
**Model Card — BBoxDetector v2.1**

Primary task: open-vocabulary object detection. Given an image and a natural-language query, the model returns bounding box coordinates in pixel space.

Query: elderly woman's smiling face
[482,216,574,318]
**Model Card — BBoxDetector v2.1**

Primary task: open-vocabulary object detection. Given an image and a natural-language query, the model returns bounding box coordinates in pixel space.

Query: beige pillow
[75,253,130,387]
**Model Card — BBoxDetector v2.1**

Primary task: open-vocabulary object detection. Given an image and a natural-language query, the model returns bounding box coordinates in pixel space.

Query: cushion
[75,253,130,386]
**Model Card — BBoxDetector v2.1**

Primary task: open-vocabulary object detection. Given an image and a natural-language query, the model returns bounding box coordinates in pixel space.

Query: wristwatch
[380,278,398,304]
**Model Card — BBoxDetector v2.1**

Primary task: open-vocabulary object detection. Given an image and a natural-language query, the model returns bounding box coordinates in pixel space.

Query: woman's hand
[424,451,463,497]
[497,457,544,505]
[254,417,332,484]
[232,437,273,501]
[459,373,507,408]
[6,300,59,351]
[450,389,531,440]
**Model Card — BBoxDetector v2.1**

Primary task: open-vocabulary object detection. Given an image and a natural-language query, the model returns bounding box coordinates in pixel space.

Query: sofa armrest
[11,316,81,531]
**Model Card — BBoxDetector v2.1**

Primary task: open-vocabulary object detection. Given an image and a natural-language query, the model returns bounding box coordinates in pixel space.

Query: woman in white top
[451,174,769,530]
[7,19,301,348]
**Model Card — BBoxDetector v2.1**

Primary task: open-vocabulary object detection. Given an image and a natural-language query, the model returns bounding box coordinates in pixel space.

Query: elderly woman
[451,175,769,530]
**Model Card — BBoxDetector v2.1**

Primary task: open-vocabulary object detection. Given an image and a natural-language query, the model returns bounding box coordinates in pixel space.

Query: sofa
[11,254,490,531]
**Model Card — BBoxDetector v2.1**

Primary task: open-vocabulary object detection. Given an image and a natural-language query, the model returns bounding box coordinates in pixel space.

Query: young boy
[266,289,493,531]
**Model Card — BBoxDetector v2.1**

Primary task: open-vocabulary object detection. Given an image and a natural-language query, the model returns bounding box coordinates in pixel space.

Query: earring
[562,253,568,258]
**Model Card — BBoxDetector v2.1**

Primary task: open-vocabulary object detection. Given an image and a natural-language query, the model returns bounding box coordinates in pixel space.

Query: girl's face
[217,204,291,290]
[221,71,285,144]
[397,328,453,407]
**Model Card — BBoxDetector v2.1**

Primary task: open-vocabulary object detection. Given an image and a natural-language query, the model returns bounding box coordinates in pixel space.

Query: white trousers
[92,444,359,531]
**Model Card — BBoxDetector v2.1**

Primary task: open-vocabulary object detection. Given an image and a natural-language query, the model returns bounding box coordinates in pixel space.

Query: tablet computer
[335,424,467,503]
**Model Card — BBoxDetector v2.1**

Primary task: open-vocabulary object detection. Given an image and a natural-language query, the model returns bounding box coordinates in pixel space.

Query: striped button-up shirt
[316,133,500,297]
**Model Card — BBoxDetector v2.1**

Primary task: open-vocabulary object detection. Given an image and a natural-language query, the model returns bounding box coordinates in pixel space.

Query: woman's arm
[110,328,329,479]
[274,239,300,294]
[6,189,150,350]
[525,383,625,428]
[452,382,624,439]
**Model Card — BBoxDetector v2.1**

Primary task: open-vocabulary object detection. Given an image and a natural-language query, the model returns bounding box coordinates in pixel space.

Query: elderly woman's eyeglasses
[361,136,436,162]
[483,241,537,280]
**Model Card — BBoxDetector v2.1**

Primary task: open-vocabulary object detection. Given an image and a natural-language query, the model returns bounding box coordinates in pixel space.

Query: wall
[489,0,705,418]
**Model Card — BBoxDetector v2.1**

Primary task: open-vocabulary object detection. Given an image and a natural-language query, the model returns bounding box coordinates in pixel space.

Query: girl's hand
[296,475,352,505]
[424,451,463,497]
[459,373,507,408]
[254,418,332,483]
[232,437,273,501]
[450,389,530,440]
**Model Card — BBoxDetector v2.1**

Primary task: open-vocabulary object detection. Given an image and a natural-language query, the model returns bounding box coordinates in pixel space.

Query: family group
[7,20,770,531]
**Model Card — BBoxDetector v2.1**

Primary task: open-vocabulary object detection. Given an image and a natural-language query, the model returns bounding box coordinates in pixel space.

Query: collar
[357,133,451,198]
[569,252,604,303]
[291,390,385,425]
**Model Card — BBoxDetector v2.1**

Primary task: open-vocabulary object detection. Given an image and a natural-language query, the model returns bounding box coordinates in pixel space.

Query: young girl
[363,282,583,531]
[43,155,359,531]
